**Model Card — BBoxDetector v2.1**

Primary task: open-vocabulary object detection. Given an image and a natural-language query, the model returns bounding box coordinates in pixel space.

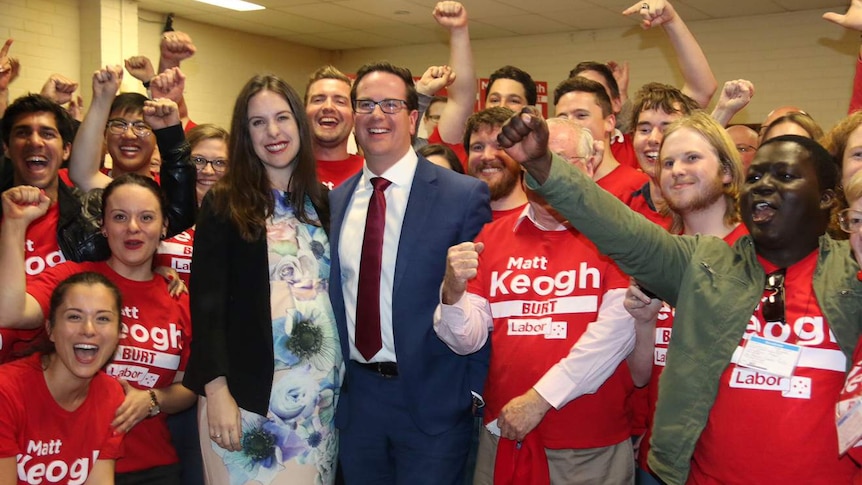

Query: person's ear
[820,189,837,211]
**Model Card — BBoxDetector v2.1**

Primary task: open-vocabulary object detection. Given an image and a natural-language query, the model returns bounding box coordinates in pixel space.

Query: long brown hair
[211,74,329,241]
[659,111,743,234]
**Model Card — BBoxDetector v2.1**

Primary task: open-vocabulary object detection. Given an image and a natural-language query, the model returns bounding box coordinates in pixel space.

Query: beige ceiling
[136,0,847,51]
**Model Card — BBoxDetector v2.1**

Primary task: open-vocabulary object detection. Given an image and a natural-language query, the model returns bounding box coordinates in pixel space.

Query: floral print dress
[203,192,343,485]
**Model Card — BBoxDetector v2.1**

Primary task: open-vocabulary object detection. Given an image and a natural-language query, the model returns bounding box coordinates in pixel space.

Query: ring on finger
[641,2,649,9]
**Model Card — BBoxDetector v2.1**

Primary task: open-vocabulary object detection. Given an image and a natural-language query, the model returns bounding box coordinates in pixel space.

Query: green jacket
[529,156,862,485]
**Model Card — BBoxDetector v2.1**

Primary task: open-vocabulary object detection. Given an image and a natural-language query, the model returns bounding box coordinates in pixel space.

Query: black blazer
[184,192,328,415]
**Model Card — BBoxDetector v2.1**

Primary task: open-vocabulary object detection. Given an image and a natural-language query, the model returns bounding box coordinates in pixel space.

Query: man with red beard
[623,111,747,484]
[437,119,637,484]
[464,107,527,219]
[498,107,862,484]
[305,65,364,189]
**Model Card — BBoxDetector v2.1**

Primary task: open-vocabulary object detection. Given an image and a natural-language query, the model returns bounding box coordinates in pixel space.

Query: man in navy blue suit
[328,60,491,484]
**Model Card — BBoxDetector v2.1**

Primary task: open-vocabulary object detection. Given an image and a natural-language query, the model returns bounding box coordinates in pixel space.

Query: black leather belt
[355,361,398,377]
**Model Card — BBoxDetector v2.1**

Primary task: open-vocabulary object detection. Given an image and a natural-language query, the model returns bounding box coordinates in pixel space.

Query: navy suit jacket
[330,156,492,435]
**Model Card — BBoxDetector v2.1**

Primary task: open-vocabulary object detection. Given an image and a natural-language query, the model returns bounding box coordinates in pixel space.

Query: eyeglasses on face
[736,144,757,154]
[838,209,862,233]
[354,99,408,114]
[191,156,228,173]
[761,269,785,324]
[107,119,152,138]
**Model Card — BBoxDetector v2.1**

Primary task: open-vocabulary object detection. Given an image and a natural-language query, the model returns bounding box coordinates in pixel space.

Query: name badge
[838,400,862,455]
[737,335,801,379]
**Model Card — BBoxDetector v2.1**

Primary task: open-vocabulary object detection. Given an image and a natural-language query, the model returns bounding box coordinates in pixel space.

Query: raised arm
[143,98,196,236]
[0,187,50,328]
[432,1,476,144]
[414,65,455,134]
[39,74,79,107]
[68,66,123,191]
[823,0,862,113]
[623,0,717,108]
[157,31,196,73]
[150,67,190,126]
[498,108,695,301]
[0,39,20,119]
[434,241,492,354]
[710,79,755,127]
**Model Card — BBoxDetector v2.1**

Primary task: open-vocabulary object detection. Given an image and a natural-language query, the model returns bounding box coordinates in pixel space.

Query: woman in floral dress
[184,74,341,485]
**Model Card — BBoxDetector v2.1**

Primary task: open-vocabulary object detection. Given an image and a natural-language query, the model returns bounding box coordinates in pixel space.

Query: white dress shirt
[339,149,418,363]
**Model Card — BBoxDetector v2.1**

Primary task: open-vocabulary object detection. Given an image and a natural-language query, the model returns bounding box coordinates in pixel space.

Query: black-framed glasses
[107,119,152,138]
[191,156,227,173]
[354,99,408,114]
[762,269,786,324]
[838,209,862,233]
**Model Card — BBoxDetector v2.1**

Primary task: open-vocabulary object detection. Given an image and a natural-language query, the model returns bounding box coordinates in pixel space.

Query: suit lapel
[393,158,437,295]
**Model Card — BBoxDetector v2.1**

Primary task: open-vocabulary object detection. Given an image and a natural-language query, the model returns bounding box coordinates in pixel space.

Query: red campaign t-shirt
[637,224,748,471]
[0,203,66,364]
[689,250,857,484]
[0,354,125,485]
[611,132,639,171]
[492,204,527,222]
[28,260,191,474]
[428,126,467,166]
[597,164,648,206]
[58,168,73,188]
[154,227,195,287]
[471,213,632,449]
[628,183,673,231]
[316,154,364,190]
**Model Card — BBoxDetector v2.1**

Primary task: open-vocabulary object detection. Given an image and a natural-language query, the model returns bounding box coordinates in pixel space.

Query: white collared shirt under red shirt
[436,205,636,449]
[28,260,191,474]
[637,223,748,472]
[0,203,66,364]
[688,249,856,484]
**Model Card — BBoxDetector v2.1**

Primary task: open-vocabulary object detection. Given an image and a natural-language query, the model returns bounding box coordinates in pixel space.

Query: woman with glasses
[835,170,862,476]
[184,75,340,485]
[155,124,229,287]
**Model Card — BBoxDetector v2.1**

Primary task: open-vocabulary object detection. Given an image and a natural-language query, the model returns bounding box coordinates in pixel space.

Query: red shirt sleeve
[850,56,862,115]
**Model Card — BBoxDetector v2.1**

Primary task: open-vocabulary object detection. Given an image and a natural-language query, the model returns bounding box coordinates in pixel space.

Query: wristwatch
[147,389,161,417]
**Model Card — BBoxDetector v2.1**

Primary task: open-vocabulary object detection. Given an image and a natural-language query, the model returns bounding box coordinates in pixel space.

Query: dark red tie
[355,177,391,360]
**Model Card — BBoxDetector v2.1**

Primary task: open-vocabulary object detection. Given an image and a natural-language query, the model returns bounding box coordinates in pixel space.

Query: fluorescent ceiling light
[194,0,265,11]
